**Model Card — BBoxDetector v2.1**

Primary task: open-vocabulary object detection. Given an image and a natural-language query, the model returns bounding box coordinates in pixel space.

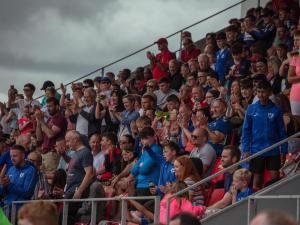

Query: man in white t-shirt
[89,133,105,176]
[8,83,40,117]
[70,88,102,144]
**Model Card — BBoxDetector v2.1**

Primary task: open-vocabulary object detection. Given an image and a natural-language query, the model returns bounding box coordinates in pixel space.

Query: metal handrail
[165,132,300,224]
[34,0,247,100]
[10,195,160,225]
[248,195,300,224]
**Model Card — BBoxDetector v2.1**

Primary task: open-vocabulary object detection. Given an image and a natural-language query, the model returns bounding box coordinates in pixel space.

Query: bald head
[250,210,296,225]
[65,130,83,150]
[191,127,208,147]
[16,134,31,150]
[28,151,42,169]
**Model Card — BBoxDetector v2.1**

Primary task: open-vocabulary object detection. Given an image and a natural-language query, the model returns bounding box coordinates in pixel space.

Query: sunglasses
[23,88,31,92]
[147,85,154,88]
[191,135,199,139]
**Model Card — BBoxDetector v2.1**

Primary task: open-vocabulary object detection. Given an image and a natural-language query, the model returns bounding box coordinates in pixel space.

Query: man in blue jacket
[242,80,287,190]
[131,127,163,197]
[0,145,38,215]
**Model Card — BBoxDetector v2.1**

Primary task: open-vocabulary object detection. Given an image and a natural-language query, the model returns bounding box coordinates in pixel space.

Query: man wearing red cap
[147,37,175,80]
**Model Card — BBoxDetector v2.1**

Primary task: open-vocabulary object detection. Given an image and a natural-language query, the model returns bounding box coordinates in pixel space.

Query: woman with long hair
[174,156,205,206]
[127,181,206,225]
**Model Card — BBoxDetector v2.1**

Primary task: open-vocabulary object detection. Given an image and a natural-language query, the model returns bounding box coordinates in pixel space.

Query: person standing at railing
[147,37,175,81]
[242,80,288,191]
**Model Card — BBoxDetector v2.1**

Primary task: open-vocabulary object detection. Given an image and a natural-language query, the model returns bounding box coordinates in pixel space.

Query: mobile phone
[66,93,71,100]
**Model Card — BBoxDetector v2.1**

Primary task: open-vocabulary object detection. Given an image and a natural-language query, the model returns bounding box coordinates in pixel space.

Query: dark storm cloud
[0,0,244,101]
[0,0,118,29]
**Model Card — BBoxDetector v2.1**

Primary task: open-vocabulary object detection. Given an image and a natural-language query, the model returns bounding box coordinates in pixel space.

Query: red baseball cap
[155,37,168,45]
[249,54,263,63]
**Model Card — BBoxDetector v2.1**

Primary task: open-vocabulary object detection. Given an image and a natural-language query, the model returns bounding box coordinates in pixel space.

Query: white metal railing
[9,195,160,225]
[248,195,300,225]
[166,132,300,224]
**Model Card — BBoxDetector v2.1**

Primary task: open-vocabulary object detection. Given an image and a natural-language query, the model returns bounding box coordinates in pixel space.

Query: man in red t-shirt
[35,97,67,172]
[180,37,201,63]
[147,37,175,80]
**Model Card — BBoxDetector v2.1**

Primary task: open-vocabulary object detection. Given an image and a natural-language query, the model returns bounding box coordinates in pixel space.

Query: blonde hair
[18,201,59,225]
[233,168,252,184]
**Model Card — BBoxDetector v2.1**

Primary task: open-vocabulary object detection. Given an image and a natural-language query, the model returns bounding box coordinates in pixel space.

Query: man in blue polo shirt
[242,80,287,190]
[202,98,232,157]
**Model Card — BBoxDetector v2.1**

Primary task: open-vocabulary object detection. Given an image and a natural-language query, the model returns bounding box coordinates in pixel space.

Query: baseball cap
[101,77,111,84]
[94,76,102,83]
[155,37,168,45]
[41,81,55,90]
[249,54,263,63]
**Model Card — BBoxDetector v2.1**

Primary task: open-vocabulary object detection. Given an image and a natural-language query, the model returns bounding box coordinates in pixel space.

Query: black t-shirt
[66,147,93,193]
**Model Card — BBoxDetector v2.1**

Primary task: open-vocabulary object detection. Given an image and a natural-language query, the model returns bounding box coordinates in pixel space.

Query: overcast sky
[0,0,250,101]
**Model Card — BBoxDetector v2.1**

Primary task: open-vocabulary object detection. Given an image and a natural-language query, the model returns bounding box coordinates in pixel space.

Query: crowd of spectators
[0,1,300,224]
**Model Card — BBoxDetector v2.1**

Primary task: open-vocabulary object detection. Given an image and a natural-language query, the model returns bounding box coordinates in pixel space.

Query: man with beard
[35,97,67,172]
[0,145,37,215]
[209,145,242,209]
[214,145,241,191]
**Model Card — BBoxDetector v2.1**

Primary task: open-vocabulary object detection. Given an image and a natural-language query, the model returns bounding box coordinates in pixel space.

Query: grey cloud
[0,0,118,29]
[0,0,241,101]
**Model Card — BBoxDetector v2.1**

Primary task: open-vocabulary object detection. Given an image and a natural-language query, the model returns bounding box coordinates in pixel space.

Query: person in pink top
[127,181,206,224]
[288,30,300,116]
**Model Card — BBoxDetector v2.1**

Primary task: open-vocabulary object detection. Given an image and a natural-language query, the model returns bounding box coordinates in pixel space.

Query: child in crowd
[209,168,253,209]
[149,141,179,196]
[18,105,34,135]
[230,168,253,203]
